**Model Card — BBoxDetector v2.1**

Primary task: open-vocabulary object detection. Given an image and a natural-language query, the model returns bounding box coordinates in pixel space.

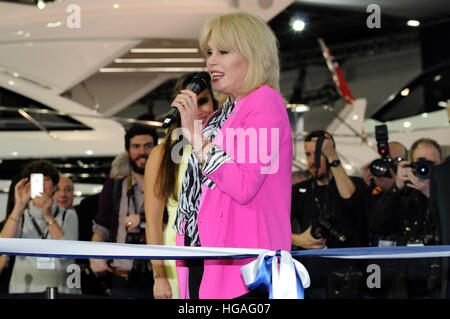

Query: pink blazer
[176,85,292,299]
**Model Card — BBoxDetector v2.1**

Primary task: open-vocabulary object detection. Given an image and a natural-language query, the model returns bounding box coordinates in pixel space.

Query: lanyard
[126,175,144,216]
[27,207,61,239]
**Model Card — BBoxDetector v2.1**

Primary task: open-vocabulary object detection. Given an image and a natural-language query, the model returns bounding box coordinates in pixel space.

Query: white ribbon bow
[241,250,310,299]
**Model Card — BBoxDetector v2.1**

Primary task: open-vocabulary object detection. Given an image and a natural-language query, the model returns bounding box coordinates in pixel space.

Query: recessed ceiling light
[403,121,412,128]
[86,150,94,155]
[400,88,410,96]
[47,21,62,28]
[113,3,120,9]
[37,0,46,10]
[407,20,420,27]
[292,19,305,32]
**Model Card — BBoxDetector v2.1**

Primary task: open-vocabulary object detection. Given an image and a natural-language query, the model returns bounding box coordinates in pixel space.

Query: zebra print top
[174,97,238,247]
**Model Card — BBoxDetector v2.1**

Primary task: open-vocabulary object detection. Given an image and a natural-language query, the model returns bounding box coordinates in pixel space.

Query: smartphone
[30,173,44,199]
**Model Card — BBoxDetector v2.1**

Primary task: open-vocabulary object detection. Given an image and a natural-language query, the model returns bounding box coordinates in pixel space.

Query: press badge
[37,257,56,270]
[378,240,396,247]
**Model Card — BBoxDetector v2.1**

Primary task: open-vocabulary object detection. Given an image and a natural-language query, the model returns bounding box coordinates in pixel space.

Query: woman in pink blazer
[171,11,292,299]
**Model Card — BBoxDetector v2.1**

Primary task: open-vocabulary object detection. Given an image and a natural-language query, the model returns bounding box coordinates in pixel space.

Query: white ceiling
[0,0,294,116]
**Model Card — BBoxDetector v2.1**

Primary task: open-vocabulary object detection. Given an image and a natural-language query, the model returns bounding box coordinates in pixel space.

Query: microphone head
[162,71,211,128]
[193,71,211,82]
[189,71,211,94]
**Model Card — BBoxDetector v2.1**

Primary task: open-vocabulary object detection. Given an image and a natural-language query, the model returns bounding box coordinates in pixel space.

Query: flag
[318,38,355,104]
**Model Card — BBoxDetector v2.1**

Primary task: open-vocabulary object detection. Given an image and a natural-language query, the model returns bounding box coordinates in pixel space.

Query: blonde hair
[199,11,280,97]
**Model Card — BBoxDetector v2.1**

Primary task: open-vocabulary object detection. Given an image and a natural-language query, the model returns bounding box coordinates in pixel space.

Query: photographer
[89,125,158,298]
[291,131,369,299]
[363,141,408,195]
[0,160,80,295]
[369,138,444,298]
[364,139,408,248]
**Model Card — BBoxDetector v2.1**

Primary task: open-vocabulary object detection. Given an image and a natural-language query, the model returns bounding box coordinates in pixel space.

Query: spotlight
[292,19,305,32]
[400,88,409,96]
[407,20,420,27]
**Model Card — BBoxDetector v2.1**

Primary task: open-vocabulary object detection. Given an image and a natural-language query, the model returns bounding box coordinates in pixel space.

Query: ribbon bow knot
[241,250,310,299]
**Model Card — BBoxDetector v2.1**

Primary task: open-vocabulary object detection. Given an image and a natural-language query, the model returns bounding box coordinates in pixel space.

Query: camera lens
[416,164,430,178]
[410,158,434,179]
[369,159,392,178]
[417,165,430,176]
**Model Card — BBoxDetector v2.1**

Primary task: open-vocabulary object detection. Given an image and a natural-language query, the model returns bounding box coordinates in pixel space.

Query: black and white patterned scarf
[174,98,237,246]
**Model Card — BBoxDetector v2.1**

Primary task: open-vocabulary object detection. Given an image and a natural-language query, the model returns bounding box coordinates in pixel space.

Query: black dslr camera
[125,213,150,274]
[369,124,397,178]
[311,212,347,243]
[125,214,146,245]
[405,157,434,179]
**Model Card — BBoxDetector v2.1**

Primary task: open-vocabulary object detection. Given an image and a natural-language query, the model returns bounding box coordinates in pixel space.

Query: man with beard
[89,125,158,298]
[291,131,369,299]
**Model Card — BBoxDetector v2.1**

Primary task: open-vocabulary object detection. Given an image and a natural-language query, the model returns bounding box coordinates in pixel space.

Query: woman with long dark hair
[144,73,217,299]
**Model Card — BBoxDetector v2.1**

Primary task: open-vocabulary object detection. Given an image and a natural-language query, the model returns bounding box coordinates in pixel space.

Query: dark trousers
[187,259,204,299]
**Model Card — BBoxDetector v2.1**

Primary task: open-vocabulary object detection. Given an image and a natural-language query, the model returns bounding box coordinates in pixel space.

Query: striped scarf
[174,98,237,246]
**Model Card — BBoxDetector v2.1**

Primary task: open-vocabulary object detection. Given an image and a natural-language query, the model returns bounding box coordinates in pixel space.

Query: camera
[311,212,347,243]
[405,157,434,179]
[369,157,396,178]
[369,124,398,178]
[125,214,146,245]
[124,214,151,274]
[125,214,150,274]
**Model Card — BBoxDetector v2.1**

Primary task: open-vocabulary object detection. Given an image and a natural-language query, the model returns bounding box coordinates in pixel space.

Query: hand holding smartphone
[30,173,44,199]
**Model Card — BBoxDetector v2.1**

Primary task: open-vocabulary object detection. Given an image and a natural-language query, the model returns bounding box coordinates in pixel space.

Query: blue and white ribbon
[2,238,450,299]
[0,238,266,260]
[241,250,310,299]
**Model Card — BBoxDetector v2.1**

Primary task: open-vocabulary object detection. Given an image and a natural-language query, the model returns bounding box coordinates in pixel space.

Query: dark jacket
[369,183,442,298]
[369,186,439,246]
[291,176,369,248]
[291,176,369,298]
[430,160,450,298]
[94,177,125,243]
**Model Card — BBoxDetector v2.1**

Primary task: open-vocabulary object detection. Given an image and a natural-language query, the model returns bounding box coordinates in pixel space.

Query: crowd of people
[291,134,449,299]
[0,11,449,300]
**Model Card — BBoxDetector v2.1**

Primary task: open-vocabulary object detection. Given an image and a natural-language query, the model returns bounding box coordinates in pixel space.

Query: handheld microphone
[162,71,211,128]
